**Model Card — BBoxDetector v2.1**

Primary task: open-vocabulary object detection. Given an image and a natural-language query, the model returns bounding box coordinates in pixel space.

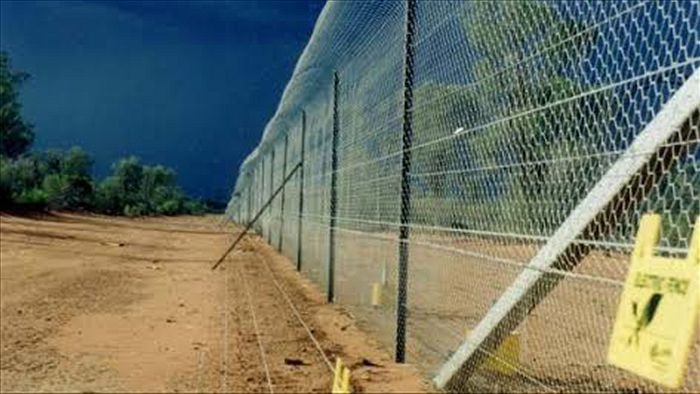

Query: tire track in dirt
[219,242,336,393]
[1,214,428,393]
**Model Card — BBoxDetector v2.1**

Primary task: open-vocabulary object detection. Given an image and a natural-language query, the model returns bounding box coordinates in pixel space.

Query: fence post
[278,134,289,252]
[297,110,307,271]
[328,72,340,303]
[260,154,265,234]
[247,181,252,224]
[268,147,275,244]
[253,168,257,225]
[395,0,416,364]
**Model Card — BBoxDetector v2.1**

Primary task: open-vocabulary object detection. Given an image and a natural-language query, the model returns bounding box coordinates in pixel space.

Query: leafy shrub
[43,173,94,210]
[0,51,34,159]
[14,188,47,209]
[124,203,147,217]
[0,51,225,217]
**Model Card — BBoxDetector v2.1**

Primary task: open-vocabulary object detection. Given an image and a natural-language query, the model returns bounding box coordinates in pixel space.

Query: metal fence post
[260,154,265,234]
[253,168,257,225]
[278,134,289,252]
[297,110,307,271]
[268,147,275,244]
[247,182,252,224]
[395,0,416,364]
[328,72,340,303]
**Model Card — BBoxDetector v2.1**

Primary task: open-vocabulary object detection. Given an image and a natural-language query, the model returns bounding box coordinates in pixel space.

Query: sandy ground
[0,212,427,393]
[271,217,700,393]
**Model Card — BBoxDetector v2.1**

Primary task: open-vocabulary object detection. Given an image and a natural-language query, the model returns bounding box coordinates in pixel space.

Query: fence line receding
[225,1,700,392]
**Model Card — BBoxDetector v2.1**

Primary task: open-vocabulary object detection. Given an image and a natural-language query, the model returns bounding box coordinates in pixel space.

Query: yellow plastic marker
[608,214,700,388]
[332,357,351,394]
[371,282,382,307]
[465,329,520,375]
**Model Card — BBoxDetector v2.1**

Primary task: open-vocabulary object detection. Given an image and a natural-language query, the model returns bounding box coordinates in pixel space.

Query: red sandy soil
[0,212,428,393]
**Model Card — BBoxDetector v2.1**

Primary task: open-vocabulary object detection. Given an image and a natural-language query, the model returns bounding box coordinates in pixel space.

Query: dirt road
[0,213,426,393]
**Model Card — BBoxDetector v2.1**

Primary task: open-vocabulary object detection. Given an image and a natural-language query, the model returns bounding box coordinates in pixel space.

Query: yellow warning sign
[608,214,700,388]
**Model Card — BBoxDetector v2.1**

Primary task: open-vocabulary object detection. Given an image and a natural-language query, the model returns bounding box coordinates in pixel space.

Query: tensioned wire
[255,135,698,274]
[300,136,699,194]
[330,268,623,390]
[294,198,693,256]
[227,2,699,390]
[231,3,698,203]
[293,59,699,187]
[334,297,558,391]
[292,215,628,288]
[278,0,647,156]
[414,2,650,76]
[237,264,274,393]
[257,250,335,373]
[406,317,557,392]
[252,3,403,152]
[272,1,667,167]
[410,1,646,50]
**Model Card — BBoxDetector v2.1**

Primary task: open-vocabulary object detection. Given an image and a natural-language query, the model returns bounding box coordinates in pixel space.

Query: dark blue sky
[0,0,324,200]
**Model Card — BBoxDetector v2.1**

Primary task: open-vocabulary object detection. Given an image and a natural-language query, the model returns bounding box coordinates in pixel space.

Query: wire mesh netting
[226,0,700,392]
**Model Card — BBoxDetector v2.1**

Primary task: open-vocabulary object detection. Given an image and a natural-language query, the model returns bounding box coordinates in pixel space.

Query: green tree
[141,165,180,213]
[92,156,205,217]
[1,153,45,208]
[455,1,605,234]
[111,156,144,209]
[0,51,34,158]
[60,146,93,177]
[94,176,123,214]
[14,188,47,209]
[413,83,479,199]
[183,199,207,215]
[0,53,205,216]
[0,155,15,204]
[42,174,70,209]
[9,155,44,192]
[38,149,65,176]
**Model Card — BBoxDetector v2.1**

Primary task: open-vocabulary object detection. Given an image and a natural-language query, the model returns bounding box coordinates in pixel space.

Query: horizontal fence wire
[227,1,700,392]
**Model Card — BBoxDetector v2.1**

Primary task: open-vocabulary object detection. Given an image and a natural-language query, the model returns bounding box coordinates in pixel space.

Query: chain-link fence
[225,1,700,392]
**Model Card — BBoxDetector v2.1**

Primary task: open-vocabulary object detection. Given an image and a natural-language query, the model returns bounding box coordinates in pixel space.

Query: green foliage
[1,148,209,215]
[60,147,93,177]
[42,174,69,208]
[640,156,699,249]
[112,156,144,202]
[0,147,92,210]
[94,176,123,214]
[14,188,47,209]
[0,51,34,158]
[0,155,43,206]
[42,173,94,210]
[0,155,13,204]
[92,156,208,217]
[183,199,208,215]
[123,203,147,217]
[413,83,479,198]
[38,147,95,210]
[395,2,614,235]
[0,51,210,216]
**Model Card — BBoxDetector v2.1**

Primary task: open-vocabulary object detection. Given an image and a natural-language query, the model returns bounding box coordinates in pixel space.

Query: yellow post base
[371,282,382,307]
[465,329,520,375]
[332,357,351,394]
